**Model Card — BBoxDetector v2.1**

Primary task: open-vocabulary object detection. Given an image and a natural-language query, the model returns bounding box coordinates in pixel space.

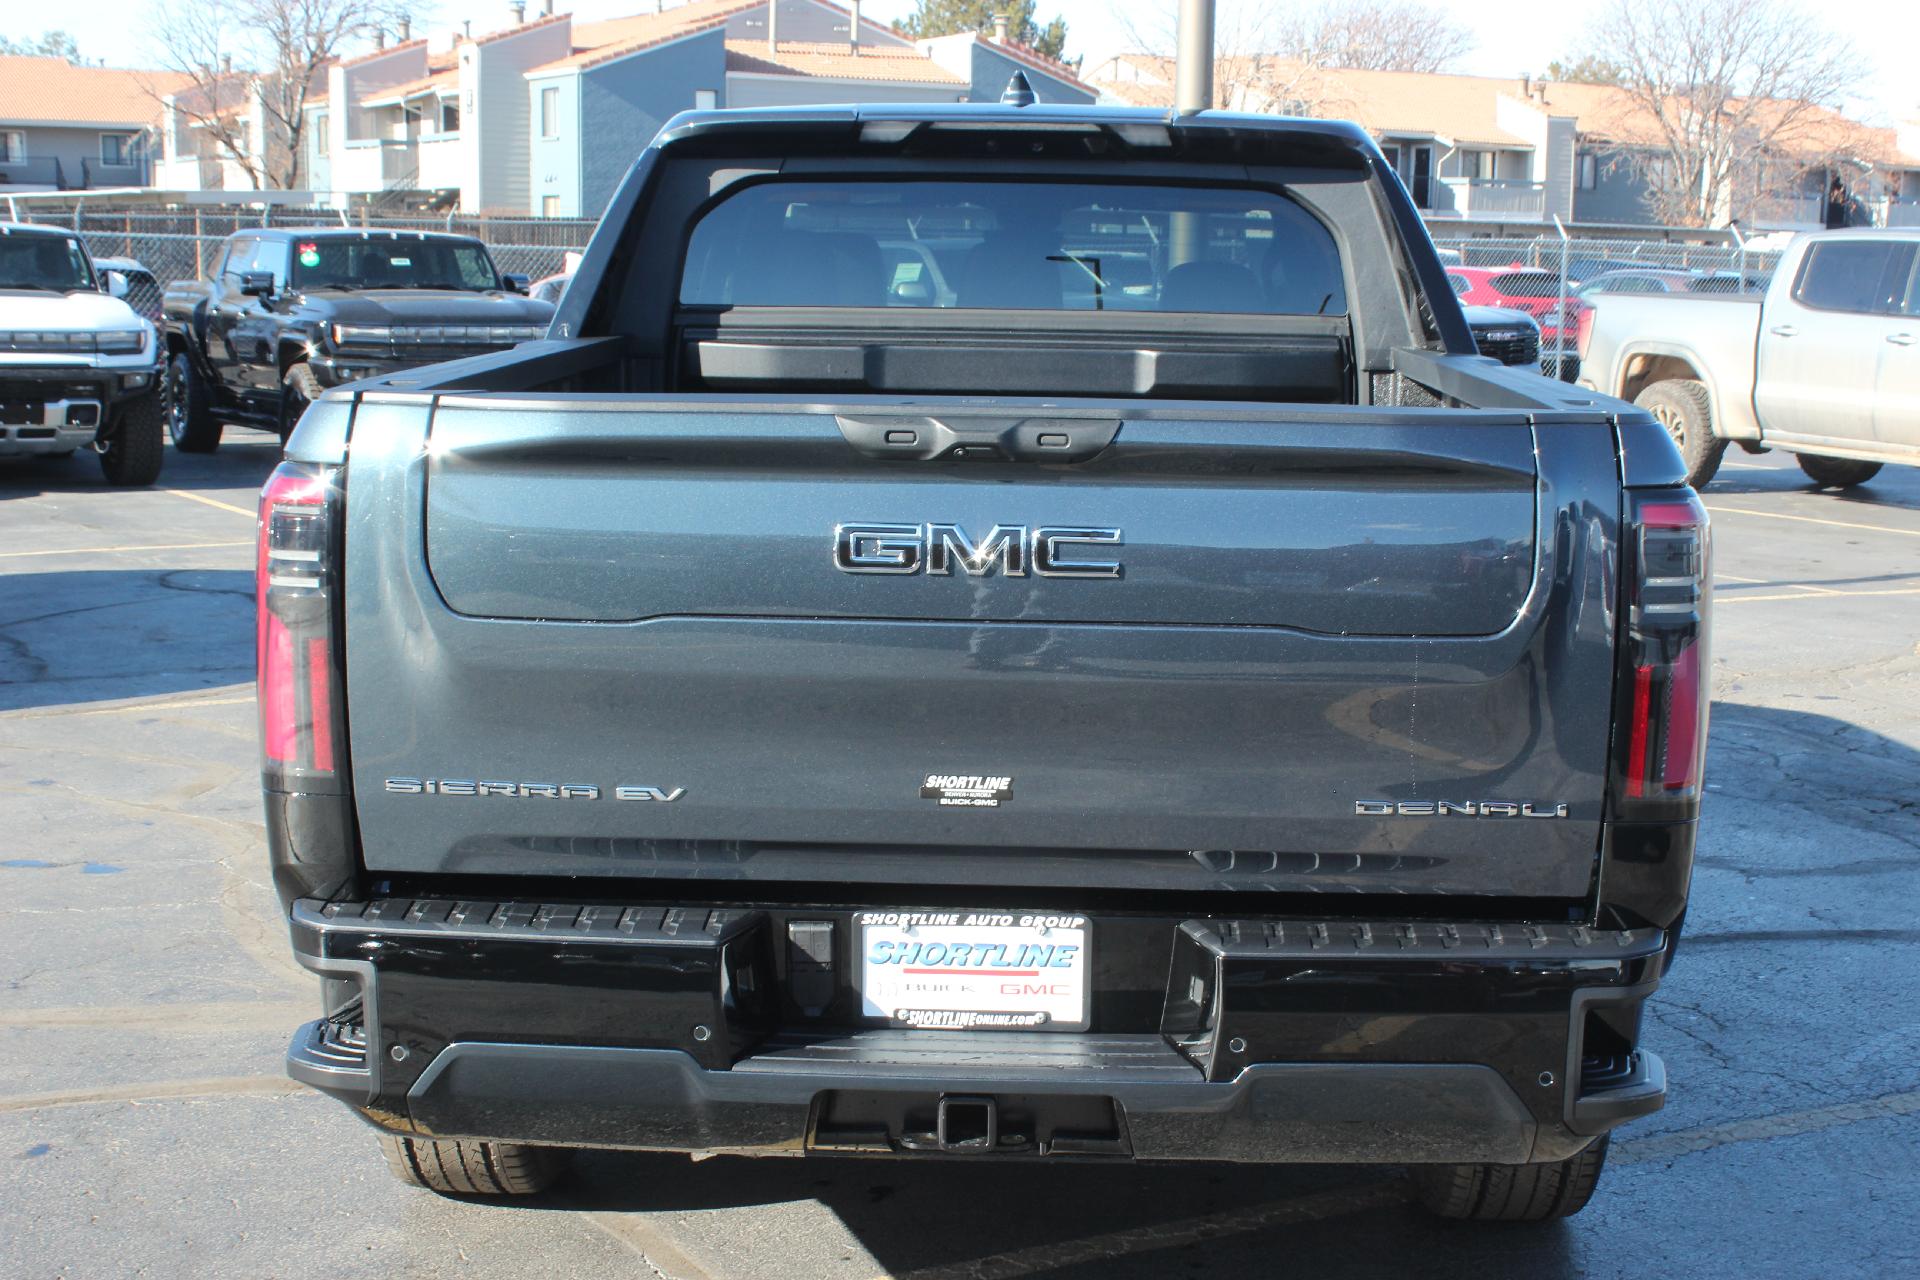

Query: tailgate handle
[836,414,1120,463]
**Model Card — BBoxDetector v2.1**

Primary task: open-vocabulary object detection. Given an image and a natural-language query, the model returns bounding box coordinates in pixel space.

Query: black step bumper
[286,898,1671,1165]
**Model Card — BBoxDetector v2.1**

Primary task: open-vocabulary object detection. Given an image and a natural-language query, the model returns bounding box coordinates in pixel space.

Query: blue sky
[44,0,1920,125]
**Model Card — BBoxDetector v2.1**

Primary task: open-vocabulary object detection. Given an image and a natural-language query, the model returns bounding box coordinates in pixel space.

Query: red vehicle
[1448,266,1585,379]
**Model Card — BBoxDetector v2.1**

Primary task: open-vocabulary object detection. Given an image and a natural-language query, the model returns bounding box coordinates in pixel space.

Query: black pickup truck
[160,228,552,450]
[265,100,1709,1220]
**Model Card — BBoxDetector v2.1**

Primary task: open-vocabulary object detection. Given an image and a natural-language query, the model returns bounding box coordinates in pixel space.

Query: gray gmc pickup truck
[263,100,1710,1220]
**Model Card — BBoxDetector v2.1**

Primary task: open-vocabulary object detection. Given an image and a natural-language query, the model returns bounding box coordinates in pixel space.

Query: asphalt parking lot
[3,435,1917,1279]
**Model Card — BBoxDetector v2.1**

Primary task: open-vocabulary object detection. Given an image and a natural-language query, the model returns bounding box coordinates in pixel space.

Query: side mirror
[501,273,530,295]
[105,270,130,298]
[240,270,276,298]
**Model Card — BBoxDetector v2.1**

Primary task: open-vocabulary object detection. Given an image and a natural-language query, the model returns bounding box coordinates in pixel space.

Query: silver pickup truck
[1580,228,1920,487]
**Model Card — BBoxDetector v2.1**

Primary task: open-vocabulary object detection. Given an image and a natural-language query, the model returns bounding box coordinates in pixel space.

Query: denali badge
[921,773,1014,808]
[834,523,1122,578]
[385,778,684,801]
[1356,799,1569,818]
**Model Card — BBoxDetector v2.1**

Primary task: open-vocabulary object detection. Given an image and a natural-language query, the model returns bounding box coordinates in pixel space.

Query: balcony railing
[1435,177,1547,220]
[0,156,150,191]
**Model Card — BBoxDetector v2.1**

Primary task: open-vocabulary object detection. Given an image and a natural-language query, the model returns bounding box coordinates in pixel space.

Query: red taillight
[257,462,344,792]
[1616,493,1711,813]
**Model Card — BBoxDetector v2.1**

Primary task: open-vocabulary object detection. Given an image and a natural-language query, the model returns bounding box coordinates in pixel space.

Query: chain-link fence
[13,204,1791,388]
[1430,233,1784,382]
[17,208,594,291]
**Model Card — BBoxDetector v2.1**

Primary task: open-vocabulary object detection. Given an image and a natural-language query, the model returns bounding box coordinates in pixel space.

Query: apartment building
[149,0,1091,215]
[0,56,188,193]
[1089,55,1920,232]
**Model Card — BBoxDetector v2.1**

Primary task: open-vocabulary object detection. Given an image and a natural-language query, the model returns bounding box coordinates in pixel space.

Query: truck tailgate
[344,396,1622,899]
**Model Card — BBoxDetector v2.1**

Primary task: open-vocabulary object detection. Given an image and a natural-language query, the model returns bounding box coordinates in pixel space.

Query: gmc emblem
[833,523,1123,578]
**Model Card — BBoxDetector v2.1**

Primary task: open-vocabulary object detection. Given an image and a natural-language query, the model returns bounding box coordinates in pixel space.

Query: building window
[315,114,329,157]
[1579,153,1597,190]
[0,130,24,162]
[539,86,559,139]
[1460,149,1495,181]
[439,99,460,134]
[100,133,138,166]
[542,194,560,218]
[694,89,717,110]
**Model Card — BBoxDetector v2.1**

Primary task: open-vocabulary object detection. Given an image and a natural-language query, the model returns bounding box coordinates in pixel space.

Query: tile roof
[1091,54,1918,165]
[531,0,760,74]
[0,56,192,128]
[724,40,965,84]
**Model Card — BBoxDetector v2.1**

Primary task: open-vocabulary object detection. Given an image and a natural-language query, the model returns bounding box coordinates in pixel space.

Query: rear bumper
[286,897,1672,1165]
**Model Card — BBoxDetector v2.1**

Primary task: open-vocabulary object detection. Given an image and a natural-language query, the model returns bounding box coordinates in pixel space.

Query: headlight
[330,324,393,348]
[0,329,144,353]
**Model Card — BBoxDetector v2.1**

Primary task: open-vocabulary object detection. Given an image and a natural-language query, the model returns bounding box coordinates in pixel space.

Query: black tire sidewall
[98,392,165,486]
[165,353,222,453]
[1636,380,1724,489]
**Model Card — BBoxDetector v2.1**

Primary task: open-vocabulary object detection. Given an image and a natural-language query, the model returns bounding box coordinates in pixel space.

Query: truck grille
[1470,330,1540,367]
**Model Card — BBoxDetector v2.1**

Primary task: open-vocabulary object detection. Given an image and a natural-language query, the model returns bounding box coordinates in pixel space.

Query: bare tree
[1264,0,1473,75]
[1110,0,1472,115]
[1586,0,1860,226]
[150,0,416,190]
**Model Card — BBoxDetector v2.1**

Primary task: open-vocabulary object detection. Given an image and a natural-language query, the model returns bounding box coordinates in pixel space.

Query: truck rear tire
[1412,1136,1610,1221]
[97,392,165,487]
[1634,379,1724,489]
[377,1134,569,1196]
[1795,454,1882,488]
[165,353,222,453]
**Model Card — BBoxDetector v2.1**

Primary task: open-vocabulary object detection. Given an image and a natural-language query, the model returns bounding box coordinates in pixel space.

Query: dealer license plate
[856,910,1090,1031]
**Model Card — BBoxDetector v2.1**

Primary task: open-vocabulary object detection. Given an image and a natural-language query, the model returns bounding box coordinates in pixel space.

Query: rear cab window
[1792,239,1919,314]
[678,179,1348,316]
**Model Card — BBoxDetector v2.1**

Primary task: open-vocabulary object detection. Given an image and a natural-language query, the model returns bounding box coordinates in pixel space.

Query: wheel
[1412,1135,1610,1221]
[280,362,324,445]
[1634,379,1724,488]
[97,392,165,487]
[1795,454,1882,488]
[165,352,222,453]
[377,1134,569,1196]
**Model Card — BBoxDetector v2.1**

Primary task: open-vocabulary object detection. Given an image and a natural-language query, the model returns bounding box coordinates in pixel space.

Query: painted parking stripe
[162,488,256,518]
[1705,505,1920,538]
[1716,587,1920,604]
[0,540,251,560]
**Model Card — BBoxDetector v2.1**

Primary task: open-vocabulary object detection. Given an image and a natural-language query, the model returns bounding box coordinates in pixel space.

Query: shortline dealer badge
[920,773,1012,807]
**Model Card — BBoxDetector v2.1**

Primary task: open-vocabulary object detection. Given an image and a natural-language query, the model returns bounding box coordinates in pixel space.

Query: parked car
[528,271,571,305]
[269,99,1705,1222]
[1450,266,1583,379]
[0,223,165,484]
[1580,227,1920,487]
[1462,304,1541,368]
[1578,269,1768,300]
[92,256,164,324]
[160,228,554,451]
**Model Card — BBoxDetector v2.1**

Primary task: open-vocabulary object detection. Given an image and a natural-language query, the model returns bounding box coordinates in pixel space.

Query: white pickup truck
[0,222,166,485]
[1580,228,1920,488]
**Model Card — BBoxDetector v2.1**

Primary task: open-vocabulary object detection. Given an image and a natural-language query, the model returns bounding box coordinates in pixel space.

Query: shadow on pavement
[538,1150,1587,1278]
[1,436,281,501]
[0,568,254,711]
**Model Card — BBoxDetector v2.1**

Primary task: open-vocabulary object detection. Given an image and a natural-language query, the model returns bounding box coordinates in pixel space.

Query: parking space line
[162,488,256,518]
[1614,1087,1920,1166]
[1705,504,1920,538]
[0,540,252,560]
[1716,587,1920,604]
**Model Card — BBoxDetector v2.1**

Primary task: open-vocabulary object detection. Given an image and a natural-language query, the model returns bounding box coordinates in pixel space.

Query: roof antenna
[1000,70,1035,107]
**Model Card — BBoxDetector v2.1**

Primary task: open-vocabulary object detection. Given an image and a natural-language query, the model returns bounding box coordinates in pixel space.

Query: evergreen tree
[895,1,1070,63]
